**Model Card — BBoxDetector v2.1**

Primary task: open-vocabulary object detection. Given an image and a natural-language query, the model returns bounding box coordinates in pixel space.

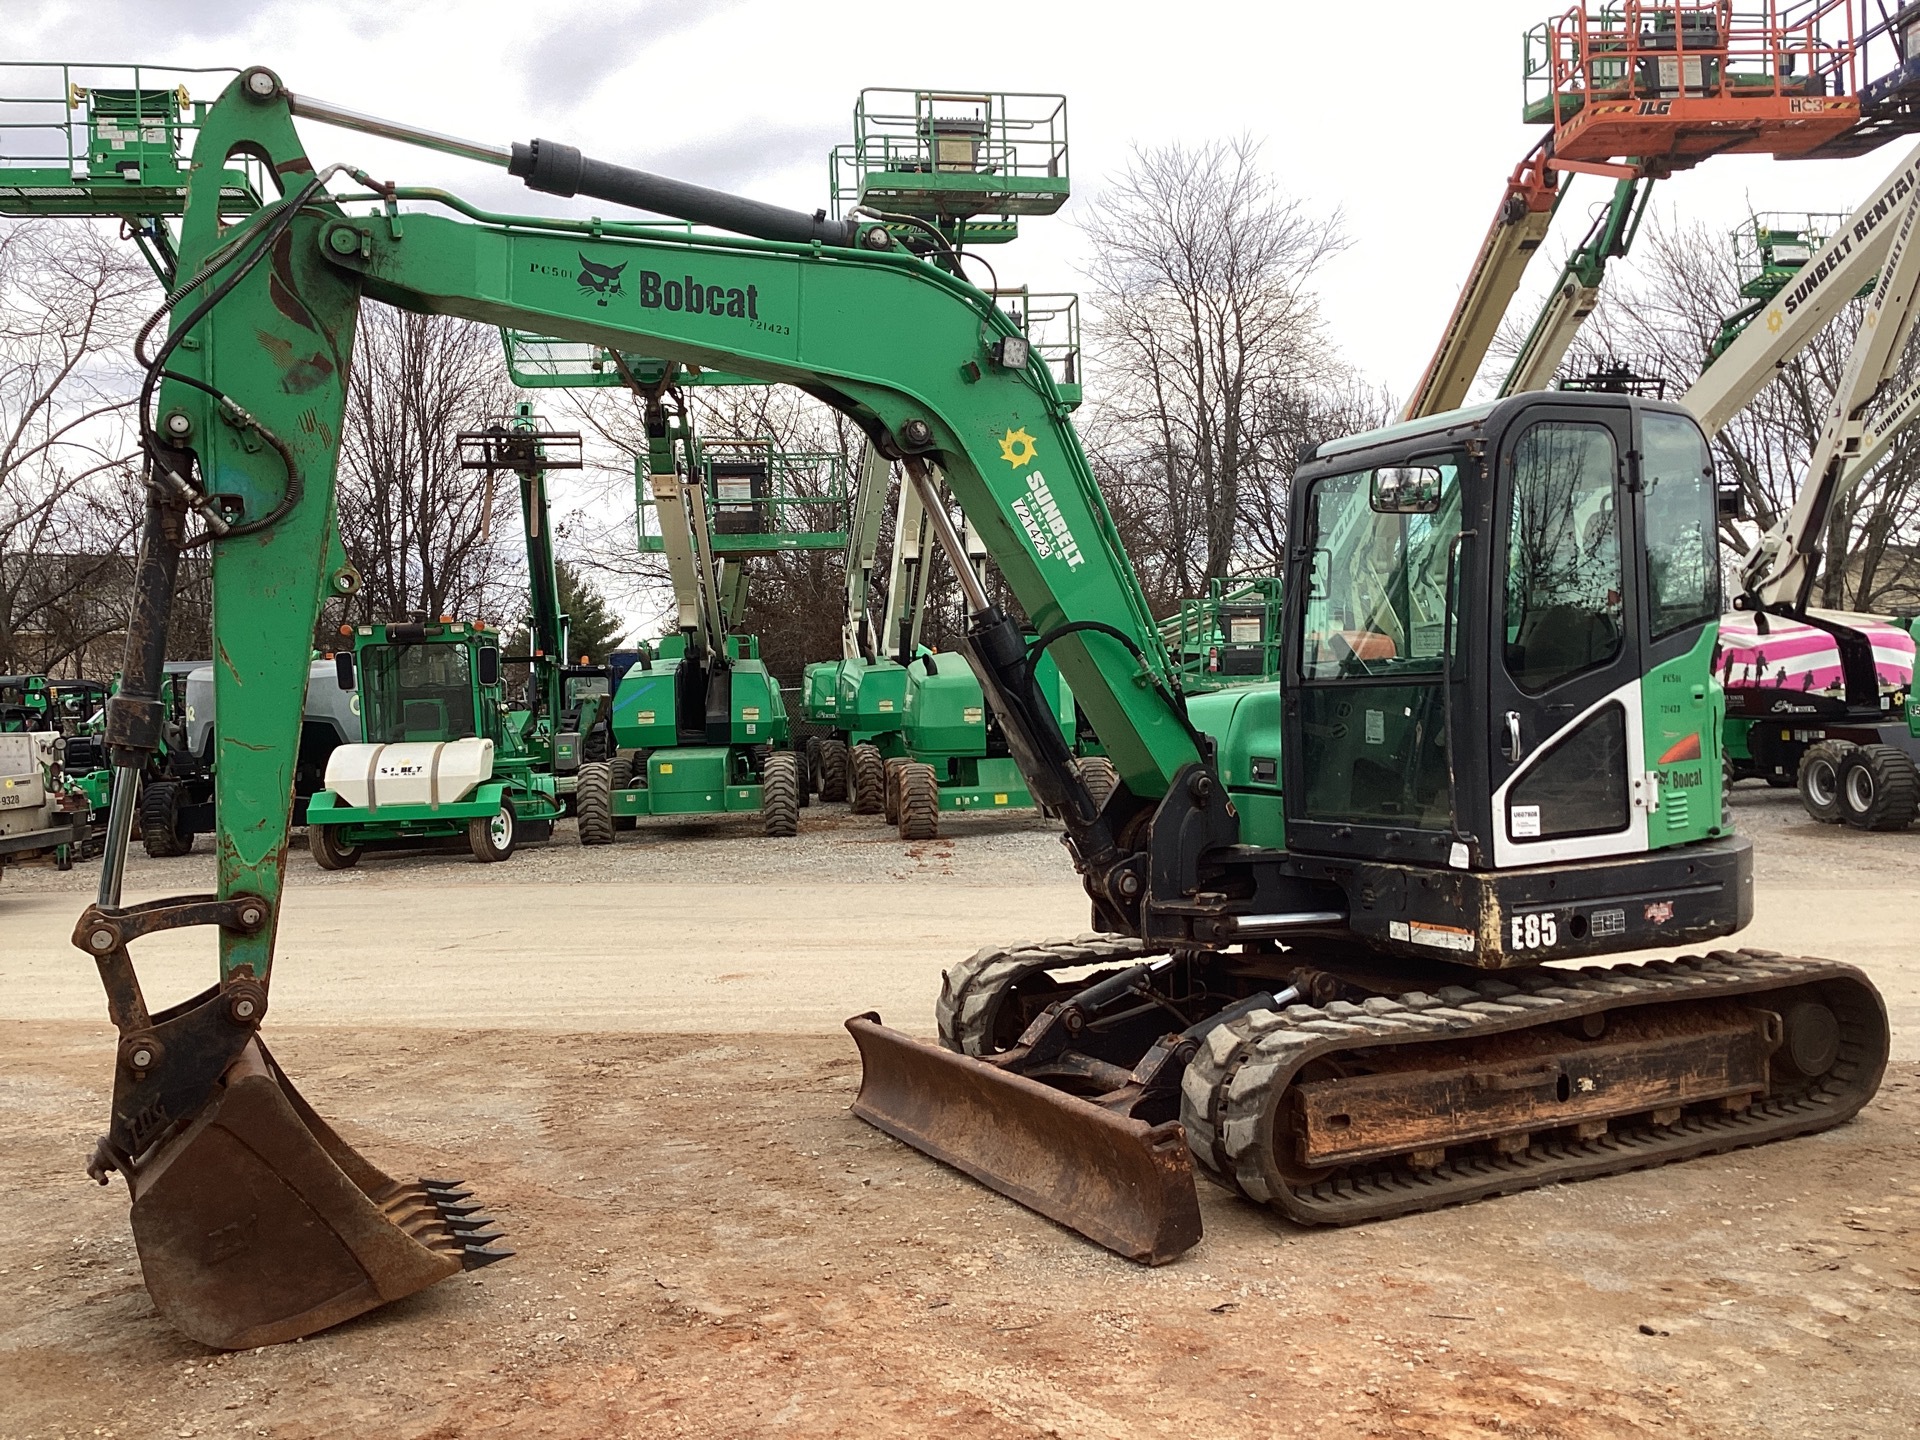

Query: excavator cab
[1289,391,1726,874]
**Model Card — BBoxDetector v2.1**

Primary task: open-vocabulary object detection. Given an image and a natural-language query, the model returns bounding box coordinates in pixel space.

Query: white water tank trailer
[321,737,494,811]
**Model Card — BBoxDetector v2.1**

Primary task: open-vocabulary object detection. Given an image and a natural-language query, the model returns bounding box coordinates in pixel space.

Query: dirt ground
[2,791,1918,1439]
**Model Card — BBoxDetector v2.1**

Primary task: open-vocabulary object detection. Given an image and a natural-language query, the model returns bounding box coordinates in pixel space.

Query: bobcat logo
[576,254,627,307]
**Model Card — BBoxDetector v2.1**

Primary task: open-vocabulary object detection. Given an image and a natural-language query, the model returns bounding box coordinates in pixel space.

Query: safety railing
[1161,578,1284,688]
[829,88,1068,228]
[500,330,757,390]
[0,62,265,217]
[1523,2,1864,125]
[637,439,851,554]
[990,288,1083,402]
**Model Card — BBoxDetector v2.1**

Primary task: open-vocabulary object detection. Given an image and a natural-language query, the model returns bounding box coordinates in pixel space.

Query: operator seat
[401,698,449,741]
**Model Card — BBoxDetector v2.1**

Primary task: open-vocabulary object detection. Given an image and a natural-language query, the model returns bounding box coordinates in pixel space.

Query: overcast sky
[19,0,1916,395]
[16,1,1919,636]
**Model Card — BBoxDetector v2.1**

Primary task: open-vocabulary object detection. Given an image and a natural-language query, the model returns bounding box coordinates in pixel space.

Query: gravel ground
[0,801,1078,895]
[0,785,1916,1438]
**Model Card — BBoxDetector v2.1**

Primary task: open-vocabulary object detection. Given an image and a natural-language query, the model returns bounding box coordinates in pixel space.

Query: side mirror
[334,651,356,691]
[1371,464,1444,513]
[478,646,500,687]
[1716,473,1743,519]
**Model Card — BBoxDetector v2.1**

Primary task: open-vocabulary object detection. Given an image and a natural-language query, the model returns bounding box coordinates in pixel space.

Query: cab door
[1484,404,1648,867]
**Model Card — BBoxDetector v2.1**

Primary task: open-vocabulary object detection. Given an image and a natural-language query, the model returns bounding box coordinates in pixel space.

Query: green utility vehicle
[302,620,562,867]
[0,674,109,734]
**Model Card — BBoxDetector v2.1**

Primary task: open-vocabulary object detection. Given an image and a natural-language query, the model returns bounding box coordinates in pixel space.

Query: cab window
[1504,421,1622,694]
[1641,412,1720,639]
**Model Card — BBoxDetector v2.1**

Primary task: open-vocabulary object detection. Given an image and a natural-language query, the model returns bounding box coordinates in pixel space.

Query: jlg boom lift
[571,399,818,840]
[34,70,1889,1348]
[808,291,1084,812]
[1406,1,1920,420]
[801,441,917,805]
[459,404,619,783]
[1706,150,1920,827]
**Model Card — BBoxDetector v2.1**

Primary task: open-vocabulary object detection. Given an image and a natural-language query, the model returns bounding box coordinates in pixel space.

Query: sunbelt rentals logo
[1001,427,1084,569]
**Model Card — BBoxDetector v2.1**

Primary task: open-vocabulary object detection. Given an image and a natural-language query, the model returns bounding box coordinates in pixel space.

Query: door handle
[1502,711,1524,762]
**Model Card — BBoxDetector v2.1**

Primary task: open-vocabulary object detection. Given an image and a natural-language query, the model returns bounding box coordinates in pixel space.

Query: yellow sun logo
[1766,309,1784,333]
[999,427,1037,469]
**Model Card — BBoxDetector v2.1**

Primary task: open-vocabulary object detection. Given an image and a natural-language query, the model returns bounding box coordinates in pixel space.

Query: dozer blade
[123,1041,508,1350]
[845,1014,1202,1264]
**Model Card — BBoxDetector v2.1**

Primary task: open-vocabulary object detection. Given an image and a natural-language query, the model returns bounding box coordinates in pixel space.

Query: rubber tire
[761,751,800,837]
[576,761,616,845]
[804,735,822,795]
[882,755,910,825]
[468,799,517,861]
[1077,755,1119,811]
[582,726,612,763]
[307,821,362,871]
[1798,740,1856,824]
[898,762,940,840]
[850,742,886,815]
[140,779,194,858]
[1838,743,1919,831]
[609,754,638,831]
[818,738,850,803]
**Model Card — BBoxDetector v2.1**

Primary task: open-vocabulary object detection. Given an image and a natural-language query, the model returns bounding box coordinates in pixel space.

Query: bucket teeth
[461,1242,514,1269]
[419,1183,508,1255]
[445,1221,506,1244]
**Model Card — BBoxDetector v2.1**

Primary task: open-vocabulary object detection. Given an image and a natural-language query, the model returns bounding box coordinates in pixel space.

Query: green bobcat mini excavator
[58,69,1884,1348]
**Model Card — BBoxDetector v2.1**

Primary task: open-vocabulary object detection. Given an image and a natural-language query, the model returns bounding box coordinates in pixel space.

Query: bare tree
[0,218,152,674]
[1077,137,1349,610]
[334,307,522,627]
[1567,211,1920,611]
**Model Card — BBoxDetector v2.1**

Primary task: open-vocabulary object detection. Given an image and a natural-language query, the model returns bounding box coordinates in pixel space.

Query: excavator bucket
[845,1014,1202,1264]
[118,1041,509,1350]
